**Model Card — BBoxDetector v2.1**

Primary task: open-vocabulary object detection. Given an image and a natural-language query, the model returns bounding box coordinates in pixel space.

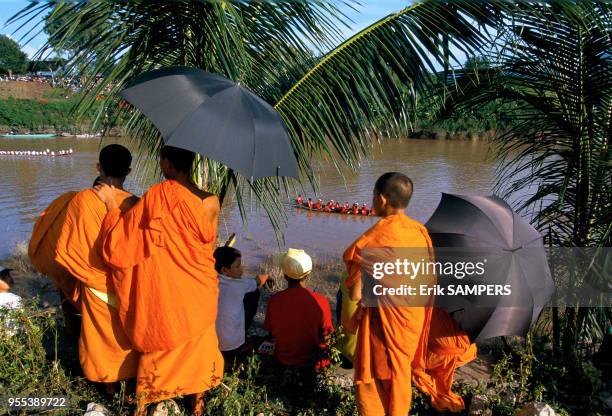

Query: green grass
[0,96,96,133]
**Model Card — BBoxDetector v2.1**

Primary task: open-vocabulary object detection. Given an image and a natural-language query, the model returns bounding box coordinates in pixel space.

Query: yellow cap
[281,248,313,280]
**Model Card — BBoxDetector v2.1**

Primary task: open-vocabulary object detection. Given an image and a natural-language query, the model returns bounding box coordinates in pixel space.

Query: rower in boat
[351,202,359,215]
[341,203,349,214]
[334,201,341,211]
[297,194,303,206]
[369,207,376,216]
[307,198,313,210]
[315,199,322,210]
[360,204,368,216]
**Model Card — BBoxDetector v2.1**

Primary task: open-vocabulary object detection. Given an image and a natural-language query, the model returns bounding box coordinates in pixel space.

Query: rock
[83,402,112,416]
[501,391,517,407]
[515,402,556,416]
[149,400,182,416]
[468,394,492,416]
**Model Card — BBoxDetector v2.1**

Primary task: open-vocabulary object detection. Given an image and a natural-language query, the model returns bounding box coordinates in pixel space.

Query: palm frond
[437,1,612,248]
[274,0,519,178]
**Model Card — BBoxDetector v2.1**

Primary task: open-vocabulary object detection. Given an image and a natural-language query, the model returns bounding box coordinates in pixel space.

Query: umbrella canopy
[425,193,555,342]
[119,66,299,180]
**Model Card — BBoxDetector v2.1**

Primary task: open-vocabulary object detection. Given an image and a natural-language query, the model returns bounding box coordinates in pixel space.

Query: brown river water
[0,137,499,268]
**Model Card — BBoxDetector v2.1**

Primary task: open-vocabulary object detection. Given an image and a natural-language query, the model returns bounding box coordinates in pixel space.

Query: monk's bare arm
[348,277,362,302]
[201,193,220,244]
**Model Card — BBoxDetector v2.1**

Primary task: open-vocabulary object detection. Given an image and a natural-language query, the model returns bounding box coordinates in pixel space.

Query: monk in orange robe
[343,172,435,416]
[55,144,140,391]
[96,145,223,415]
[413,308,477,413]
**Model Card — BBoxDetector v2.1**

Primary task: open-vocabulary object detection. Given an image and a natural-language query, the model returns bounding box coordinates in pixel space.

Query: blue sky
[0,0,410,57]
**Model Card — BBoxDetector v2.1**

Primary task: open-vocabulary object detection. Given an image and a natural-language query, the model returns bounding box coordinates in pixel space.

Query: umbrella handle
[224,233,236,247]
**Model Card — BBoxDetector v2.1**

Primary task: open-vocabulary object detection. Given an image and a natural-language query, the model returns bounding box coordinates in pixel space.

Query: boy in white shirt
[214,246,268,364]
[0,269,21,310]
[0,268,22,336]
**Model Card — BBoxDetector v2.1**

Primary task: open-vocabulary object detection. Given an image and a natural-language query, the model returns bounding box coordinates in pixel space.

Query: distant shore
[1,81,498,140]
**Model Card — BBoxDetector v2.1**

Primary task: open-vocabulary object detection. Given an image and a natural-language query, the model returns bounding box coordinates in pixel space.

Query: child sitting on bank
[214,246,268,361]
[0,269,21,310]
[264,249,334,370]
[0,268,23,336]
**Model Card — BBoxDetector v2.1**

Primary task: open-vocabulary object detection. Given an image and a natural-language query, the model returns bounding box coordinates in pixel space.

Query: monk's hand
[94,183,119,211]
[345,303,365,334]
[257,274,269,287]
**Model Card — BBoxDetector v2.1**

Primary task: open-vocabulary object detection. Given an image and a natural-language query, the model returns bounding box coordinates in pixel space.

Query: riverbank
[2,242,609,415]
[0,80,100,135]
[1,81,498,139]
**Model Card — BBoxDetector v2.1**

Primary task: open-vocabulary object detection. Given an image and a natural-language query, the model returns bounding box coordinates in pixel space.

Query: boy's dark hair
[0,269,14,287]
[160,145,196,174]
[374,172,414,208]
[99,144,132,178]
[213,246,242,273]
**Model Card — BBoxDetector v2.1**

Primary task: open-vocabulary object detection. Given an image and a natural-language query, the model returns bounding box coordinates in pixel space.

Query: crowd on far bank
[1,144,478,416]
[0,74,109,94]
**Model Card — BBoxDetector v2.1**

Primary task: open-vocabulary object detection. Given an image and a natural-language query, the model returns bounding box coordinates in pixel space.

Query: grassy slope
[3,244,607,415]
[0,81,95,134]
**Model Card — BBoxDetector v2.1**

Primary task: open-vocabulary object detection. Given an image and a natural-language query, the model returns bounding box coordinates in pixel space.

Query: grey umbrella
[119,66,299,180]
[425,193,555,342]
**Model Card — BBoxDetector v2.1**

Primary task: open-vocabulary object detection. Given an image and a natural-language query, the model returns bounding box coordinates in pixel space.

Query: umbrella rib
[428,232,506,249]
[245,94,257,181]
[453,197,515,248]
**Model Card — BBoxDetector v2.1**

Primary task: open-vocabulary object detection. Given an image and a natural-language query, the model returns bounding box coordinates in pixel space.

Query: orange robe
[55,189,139,383]
[99,180,223,407]
[343,214,434,416]
[413,308,477,413]
[28,191,81,306]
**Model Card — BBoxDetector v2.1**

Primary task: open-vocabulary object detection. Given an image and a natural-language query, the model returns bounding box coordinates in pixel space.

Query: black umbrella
[119,66,299,180]
[425,193,555,342]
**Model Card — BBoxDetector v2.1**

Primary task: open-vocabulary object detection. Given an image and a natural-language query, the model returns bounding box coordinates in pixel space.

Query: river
[0,137,497,268]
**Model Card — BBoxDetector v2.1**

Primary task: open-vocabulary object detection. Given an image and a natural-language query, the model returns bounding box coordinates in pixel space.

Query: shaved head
[160,145,196,174]
[99,144,132,179]
[374,172,413,209]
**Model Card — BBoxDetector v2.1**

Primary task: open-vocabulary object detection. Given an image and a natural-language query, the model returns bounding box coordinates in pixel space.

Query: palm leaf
[6,1,541,237]
[435,1,612,357]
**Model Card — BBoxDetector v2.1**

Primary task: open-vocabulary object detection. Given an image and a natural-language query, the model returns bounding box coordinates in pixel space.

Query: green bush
[0,301,111,415]
[0,302,356,416]
[0,96,99,132]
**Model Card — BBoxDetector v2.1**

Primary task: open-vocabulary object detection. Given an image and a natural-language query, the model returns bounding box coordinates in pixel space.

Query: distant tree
[0,35,28,77]
[27,58,65,73]
[464,55,492,70]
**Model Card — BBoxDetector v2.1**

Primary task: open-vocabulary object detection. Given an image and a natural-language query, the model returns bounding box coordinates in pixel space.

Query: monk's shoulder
[41,191,78,216]
[403,215,428,232]
[200,192,220,211]
[68,188,104,211]
[147,181,167,196]
[118,194,140,211]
